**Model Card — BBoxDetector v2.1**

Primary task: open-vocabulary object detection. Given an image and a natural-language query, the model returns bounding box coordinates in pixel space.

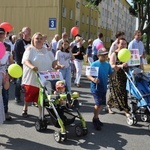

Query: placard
[128,49,140,66]
[86,66,99,76]
[38,71,63,85]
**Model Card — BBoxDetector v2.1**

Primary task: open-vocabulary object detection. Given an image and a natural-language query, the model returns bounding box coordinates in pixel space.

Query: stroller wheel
[75,124,83,137]
[35,120,42,131]
[61,133,67,141]
[83,128,88,136]
[54,131,62,143]
[141,114,149,122]
[126,116,135,126]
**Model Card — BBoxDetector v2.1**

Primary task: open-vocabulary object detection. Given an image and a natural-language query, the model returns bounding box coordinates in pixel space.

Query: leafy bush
[146,54,150,64]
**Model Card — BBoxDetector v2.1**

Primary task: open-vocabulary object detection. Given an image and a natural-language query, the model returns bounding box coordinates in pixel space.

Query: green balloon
[8,64,23,78]
[118,48,131,62]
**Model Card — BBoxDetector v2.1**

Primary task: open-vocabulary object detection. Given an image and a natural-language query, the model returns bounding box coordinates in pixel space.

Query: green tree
[85,0,102,10]
[129,0,150,53]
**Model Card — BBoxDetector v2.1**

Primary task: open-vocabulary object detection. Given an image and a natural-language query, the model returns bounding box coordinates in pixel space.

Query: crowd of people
[0,27,146,131]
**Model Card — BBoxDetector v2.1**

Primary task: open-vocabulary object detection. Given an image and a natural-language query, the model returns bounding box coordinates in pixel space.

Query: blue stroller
[125,67,150,129]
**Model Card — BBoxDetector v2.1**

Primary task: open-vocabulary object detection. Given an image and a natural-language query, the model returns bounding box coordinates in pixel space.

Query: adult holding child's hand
[107,38,130,117]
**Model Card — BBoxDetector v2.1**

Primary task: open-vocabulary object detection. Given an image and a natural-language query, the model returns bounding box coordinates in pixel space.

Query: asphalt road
[0,73,150,150]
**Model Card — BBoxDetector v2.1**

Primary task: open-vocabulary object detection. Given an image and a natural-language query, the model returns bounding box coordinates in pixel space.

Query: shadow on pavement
[0,134,63,150]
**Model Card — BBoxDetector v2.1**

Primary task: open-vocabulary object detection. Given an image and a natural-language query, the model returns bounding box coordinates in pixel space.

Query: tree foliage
[129,0,150,33]
[129,0,150,53]
[85,0,102,10]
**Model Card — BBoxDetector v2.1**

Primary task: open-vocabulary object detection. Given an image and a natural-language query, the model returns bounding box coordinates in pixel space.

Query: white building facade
[99,0,136,45]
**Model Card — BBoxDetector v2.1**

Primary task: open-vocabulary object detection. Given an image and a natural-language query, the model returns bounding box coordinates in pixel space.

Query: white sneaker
[108,108,115,114]
[125,112,130,117]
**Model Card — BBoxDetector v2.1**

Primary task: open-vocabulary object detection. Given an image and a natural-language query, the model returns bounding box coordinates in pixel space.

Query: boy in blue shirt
[87,48,114,130]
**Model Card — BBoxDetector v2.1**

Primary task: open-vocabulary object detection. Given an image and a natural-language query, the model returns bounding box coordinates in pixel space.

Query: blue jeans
[2,87,9,113]
[15,77,22,99]
[59,67,71,92]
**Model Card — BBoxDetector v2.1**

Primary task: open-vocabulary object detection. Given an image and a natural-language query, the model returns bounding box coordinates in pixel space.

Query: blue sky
[127,0,132,5]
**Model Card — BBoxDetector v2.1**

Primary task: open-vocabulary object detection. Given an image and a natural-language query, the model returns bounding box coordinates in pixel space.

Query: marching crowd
[0,26,146,131]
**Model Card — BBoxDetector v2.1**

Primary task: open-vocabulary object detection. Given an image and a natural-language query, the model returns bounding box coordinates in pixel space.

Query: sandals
[22,110,28,118]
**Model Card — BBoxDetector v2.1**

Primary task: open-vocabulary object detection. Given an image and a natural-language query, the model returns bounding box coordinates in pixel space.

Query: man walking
[14,27,31,103]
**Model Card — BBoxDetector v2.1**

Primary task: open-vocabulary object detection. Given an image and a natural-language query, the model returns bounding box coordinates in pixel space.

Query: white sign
[86,66,99,76]
[38,71,63,86]
[128,49,140,66]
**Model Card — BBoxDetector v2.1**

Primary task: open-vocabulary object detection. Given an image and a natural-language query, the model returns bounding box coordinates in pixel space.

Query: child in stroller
[125,67,150,129]
[35,71,88,142]
[54,80,79,108]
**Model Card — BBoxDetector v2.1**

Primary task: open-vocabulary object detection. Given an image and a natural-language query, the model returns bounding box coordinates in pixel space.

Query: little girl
[0,71,10,124]
[55,40,74,92]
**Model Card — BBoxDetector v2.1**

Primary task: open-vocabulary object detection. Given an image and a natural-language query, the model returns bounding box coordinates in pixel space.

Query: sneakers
[15,97,21,103]
[92,118,103,130]
[108,107,115,114]
[125,112,130,118]
[5,113,12,121]
[22,110,28,118]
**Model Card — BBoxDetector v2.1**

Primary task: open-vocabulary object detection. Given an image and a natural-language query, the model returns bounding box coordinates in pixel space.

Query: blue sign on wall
[49,18,56,30]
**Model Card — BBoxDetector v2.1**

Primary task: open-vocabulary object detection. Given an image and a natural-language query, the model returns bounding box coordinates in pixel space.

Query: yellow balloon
[118,48,131,62]
[8,64,23,78]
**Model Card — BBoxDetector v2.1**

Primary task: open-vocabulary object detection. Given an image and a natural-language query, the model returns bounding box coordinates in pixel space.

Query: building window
[76,1,80,8]
[102,8,104,16]
[62,7,66,18]
[86,32,88,40]
[62,27,66,33]
[82,32,84,39]
[70,10,73,19]
[90,33,93,39]
[82,14,84,23]
[87,16,89,24]
[76,21,80,26]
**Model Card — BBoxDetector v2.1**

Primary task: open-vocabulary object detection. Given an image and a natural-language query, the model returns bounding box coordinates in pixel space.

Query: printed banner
[128,49,140,66]
[86,66,99,76]
[38,71,63,85]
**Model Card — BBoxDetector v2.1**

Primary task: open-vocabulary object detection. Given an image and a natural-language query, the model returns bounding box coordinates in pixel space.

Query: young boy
[87,47,114,130]
[54,80,79,108]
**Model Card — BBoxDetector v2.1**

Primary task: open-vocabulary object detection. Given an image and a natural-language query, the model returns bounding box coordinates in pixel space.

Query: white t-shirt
[51,39,58,51]
[55,50,71,68]
[22,46,55,87]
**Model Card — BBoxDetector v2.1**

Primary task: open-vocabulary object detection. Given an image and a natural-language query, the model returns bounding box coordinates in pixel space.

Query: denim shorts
[92,91,106,105]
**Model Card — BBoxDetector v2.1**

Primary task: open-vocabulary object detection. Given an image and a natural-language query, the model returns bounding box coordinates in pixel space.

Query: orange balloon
[71,27,79,36]
[0,22,13,32]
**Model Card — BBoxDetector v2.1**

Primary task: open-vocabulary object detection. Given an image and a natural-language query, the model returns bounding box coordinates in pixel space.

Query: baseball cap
[55,80,65,89]
[0,28,5,34]
[97,48,108,55]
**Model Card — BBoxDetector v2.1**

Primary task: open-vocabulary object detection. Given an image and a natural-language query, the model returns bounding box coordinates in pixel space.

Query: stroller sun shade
[126,69,150,107]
